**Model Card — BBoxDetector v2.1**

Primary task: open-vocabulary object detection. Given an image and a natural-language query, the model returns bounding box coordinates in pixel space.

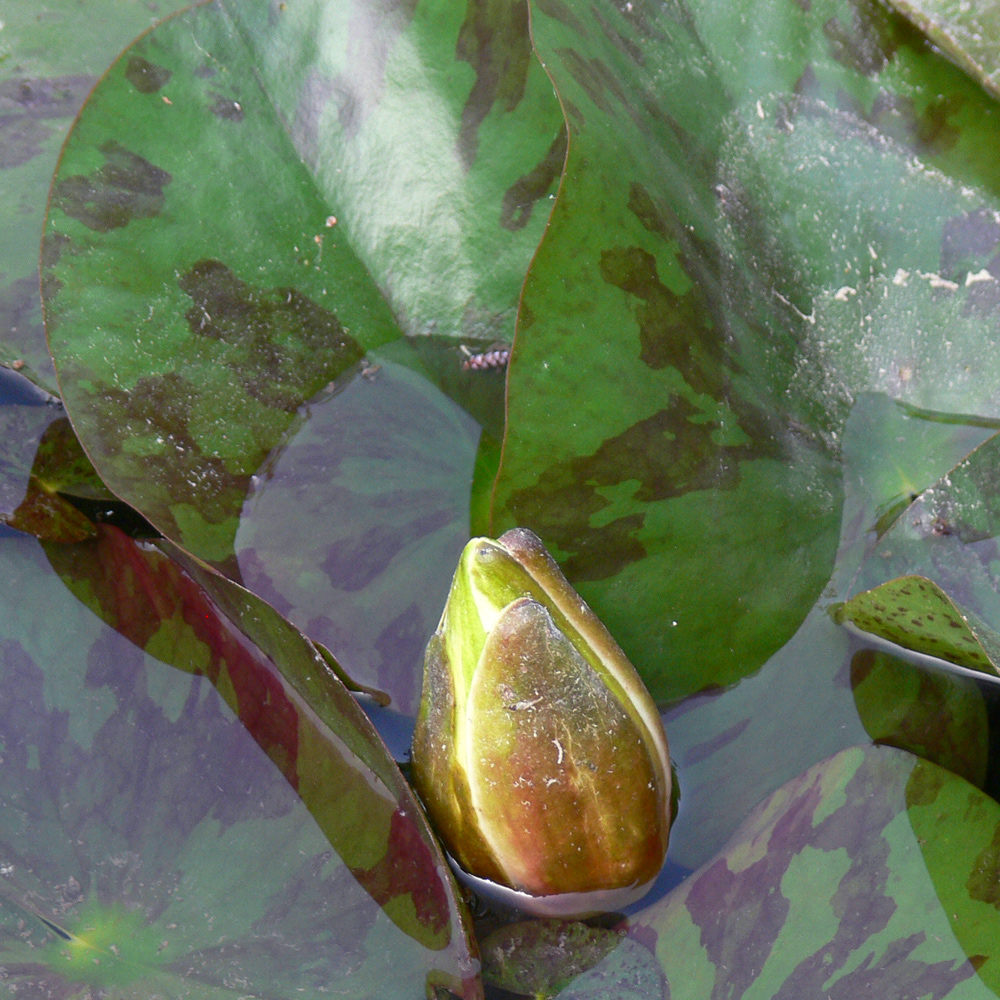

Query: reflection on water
[235,352,481,718]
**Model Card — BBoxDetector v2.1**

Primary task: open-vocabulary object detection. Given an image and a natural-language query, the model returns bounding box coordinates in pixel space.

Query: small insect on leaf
[459,343,510,371]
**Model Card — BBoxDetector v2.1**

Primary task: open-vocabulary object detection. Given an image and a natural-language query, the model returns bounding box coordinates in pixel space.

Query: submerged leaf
[1,532,484,997]
[627,745,1000,998]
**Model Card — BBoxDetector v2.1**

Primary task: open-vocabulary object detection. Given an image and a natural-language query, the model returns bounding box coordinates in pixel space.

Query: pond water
[3,357,1000,998]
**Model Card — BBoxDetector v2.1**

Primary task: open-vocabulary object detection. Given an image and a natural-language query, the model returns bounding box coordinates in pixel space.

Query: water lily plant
[411,528,672,916]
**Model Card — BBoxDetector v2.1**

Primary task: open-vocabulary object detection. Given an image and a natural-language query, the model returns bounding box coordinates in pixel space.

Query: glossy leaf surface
[0,0,191,391]
[493,0,1000,704]
[885,0,1000,100]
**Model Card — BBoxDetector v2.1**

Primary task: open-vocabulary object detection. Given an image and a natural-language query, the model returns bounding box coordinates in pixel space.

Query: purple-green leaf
[35,525,482,996]
[623,745,1000,998]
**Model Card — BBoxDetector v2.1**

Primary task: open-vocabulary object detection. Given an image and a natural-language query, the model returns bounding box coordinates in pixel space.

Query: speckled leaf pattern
[493,0,1000,704]
[835,574,1000,673]
[625,745,1000,1000]
[0,0,192,391]
[884,0,1000,101]
[0,532,482,999]
[41,0,562,575]
[855,432,1000,653]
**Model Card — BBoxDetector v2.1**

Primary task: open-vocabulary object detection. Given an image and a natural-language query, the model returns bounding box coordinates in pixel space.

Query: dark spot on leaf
[194,64,217,79]
[850,648,876,688]
[942,211,1000,274]
[534,0,590,37]
[555,47,628,116]
[125,56,172,94]
[905,761,946,806]
[822,0,904,77]
[455,0,532,167]
[178,259,364,412]
[507,399,769,581]
[500,126,567,230]
[628,182,680,242]
[209,93,244,122]
[599,246,730,395]
[53,140,171,232]
[967,821,1000,908]
[0,75,93,169]
[969,955,989,971]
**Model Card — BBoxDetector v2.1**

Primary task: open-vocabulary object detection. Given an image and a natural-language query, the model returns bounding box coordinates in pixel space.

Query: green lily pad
[41,0,561,570]
[849,647,988,787]
[492,0,1000,705]
[884,0,1000,102]
[834,575,1000,674]
[626,745,1000,998]
[0,0,192,391]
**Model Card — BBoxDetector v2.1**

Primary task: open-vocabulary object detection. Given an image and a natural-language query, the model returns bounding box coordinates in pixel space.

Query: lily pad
[834,574,1000,674]
[493,0,1000,705]
[626,745,1000,998]
[0,539,480,998]
[884,0,1000,102]
[0,0,192,391]
[40,524,478,958]
[41,0,561,572]
[848,647,988,787]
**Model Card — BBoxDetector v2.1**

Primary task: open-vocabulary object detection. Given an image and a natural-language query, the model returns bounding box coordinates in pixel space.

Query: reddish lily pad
[36,525,482,995]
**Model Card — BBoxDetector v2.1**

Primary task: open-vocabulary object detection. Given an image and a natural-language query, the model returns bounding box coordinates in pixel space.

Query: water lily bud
[411,528,671,915]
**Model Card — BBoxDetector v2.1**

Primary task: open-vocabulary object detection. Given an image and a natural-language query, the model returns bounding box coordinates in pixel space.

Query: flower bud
[411,528,671,915]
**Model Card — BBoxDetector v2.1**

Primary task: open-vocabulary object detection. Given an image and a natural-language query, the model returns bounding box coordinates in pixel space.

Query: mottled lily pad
[41,0,561,574]
[0,0,192,390]
[626,745,1000,998]
[834,574,1000,675]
